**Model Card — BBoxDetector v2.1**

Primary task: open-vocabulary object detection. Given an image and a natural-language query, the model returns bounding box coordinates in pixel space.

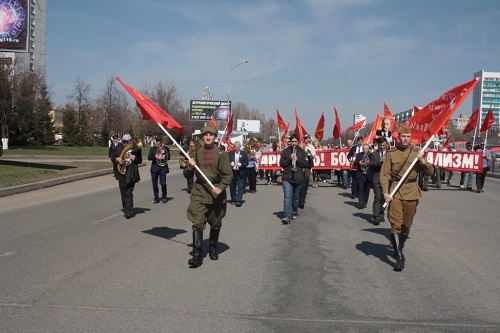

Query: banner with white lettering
[425,151,483,173]
[258,150,483,172]
[258,150,351,170]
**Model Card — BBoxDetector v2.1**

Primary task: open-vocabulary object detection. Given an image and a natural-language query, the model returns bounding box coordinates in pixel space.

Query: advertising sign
[236,119,261,133]
[0,0,29,52]
[189,100,231,121]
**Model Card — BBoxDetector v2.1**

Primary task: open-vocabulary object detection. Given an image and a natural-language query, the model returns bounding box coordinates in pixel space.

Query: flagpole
[158,123,216,190]
[472,109,482,148]
[382,137,434,208]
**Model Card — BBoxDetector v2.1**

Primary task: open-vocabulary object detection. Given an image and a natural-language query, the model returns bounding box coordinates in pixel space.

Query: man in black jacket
[110,134,143,219]
[148,136,170,203]
[279,134,309,224]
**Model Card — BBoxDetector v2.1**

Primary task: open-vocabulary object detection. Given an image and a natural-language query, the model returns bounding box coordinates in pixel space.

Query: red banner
[258,150,483,173]
[258,150,351,170]
[425,151,483,173]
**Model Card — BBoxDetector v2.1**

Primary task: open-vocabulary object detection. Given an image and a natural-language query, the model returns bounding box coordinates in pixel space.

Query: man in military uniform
[380,126,433,271]
[184,126,232,268]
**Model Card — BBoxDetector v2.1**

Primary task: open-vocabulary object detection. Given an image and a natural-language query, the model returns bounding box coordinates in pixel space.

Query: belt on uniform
[393,177,417,183]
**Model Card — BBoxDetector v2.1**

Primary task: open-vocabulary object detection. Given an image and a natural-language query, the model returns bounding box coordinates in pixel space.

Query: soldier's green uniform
[183,126,232,267]
[380,126,433,271]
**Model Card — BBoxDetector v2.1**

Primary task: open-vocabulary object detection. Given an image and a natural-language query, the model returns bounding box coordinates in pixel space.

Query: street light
[227,60,249,103]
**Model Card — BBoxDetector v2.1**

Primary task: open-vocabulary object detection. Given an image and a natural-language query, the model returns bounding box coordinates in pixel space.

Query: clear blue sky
[47,0,500,134]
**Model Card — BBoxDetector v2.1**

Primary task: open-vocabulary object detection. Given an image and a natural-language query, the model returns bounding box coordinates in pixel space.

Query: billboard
[0,0,29,52]
[189,100,231,121]
[236,119,261,133]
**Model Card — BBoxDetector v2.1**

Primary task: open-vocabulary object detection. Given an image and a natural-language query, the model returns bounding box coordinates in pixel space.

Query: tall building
[0,0,47,75]
[473,70,500,133]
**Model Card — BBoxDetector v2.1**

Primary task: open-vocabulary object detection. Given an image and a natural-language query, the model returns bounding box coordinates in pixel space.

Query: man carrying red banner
[380,126,434,272]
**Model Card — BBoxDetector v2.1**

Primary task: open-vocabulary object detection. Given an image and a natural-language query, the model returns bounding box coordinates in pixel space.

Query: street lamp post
[227,60,249,103]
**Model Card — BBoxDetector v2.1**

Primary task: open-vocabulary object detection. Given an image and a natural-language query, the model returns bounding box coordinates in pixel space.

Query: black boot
[390,233,404,271]
[208,228,221,260]
[188,230,203,267]
[400,234,409,264]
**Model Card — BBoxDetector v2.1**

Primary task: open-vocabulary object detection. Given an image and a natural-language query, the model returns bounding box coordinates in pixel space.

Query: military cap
[399,126,412,134]
[201,126,217,135]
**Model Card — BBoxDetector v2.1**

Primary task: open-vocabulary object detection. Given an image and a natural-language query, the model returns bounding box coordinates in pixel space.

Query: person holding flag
[184,126,233,268]
[474,142,492,193]
[380,126,434,272]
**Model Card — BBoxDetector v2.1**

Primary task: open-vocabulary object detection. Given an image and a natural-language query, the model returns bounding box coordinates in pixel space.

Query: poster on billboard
[236,119,261,133]
[0,0,29,52]
[189,100,231,121]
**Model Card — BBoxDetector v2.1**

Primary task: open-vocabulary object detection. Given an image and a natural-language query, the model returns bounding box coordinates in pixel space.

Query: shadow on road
[0,160,77,170]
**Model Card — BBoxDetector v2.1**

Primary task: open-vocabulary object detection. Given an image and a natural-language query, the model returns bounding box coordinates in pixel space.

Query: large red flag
[116,77,183,136]
[276,109,288,131]
[346,119,365,132]
[462,107,480,134]
[480,108,495,133]
[210,114,217,128]
[314,111,325,142]
[405,77,480,143]
[365,113,381,144]
[384,102,398,128]
[222,110,235,143]
[293,107,307,142]
[333,107,341,139]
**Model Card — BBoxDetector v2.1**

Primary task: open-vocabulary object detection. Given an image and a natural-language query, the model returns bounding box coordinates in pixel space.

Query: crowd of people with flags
[115,76,496,270]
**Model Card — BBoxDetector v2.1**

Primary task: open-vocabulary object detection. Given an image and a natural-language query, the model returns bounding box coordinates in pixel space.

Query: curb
[0,162,147,198]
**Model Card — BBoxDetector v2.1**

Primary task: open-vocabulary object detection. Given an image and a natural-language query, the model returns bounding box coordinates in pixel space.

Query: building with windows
[473,70,500,134]
[0,0,47,75]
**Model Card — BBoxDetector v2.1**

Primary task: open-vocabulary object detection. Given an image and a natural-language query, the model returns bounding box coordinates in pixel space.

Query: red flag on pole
[463,107,480,134]
[443,135,451,149]
[281,122,289,148]
[276,109,288,131]
[480,108,495,133]
[210,114,217,128]
[294,107,306,142]
[365,113,381,144]
[405,77,480,143]
[384,102,398,128]
[222,110,235,143]
[314,111,325,142]
[333,107,342,139]
[116,77,183,136]
[346,119,365,132]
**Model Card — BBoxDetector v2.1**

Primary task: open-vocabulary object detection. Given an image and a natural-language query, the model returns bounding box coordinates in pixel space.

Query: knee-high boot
[208,228,221,260]
[188,229,203,267]
[390,233,404,271]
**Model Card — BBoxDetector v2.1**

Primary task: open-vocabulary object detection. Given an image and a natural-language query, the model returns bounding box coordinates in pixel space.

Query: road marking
[91,213,123,224]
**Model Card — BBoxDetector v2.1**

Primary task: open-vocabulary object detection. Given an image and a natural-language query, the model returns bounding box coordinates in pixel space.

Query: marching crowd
[108,126,493,271]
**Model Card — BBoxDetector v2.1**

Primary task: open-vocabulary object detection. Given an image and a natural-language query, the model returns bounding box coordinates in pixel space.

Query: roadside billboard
[0,0,29,52]
[236,119,261,133]
[189,100,231,121]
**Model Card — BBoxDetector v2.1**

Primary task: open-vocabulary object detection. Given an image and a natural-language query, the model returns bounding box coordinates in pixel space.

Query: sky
[47,0,500,135]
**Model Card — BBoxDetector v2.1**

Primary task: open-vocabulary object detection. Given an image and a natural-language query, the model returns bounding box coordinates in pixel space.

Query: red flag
[480,108,495,133]
[365,113,381,144]
[463,107,480,134]
[116,77,183,136]
[384,102,398,129]
[314,111,325,142]
[222,110,235,143]
[413,106,421,114]
[210,114,217,128]
[443,135,451,149]
[281,122,289,148]
[333,107,342,139]
[405,77,480,143]
[276,109,288,131]
[293,107,307,141]
[346,119,365,132]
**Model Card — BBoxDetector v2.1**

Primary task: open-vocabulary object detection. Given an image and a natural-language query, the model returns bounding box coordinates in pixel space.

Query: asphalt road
[1,165,499,333]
